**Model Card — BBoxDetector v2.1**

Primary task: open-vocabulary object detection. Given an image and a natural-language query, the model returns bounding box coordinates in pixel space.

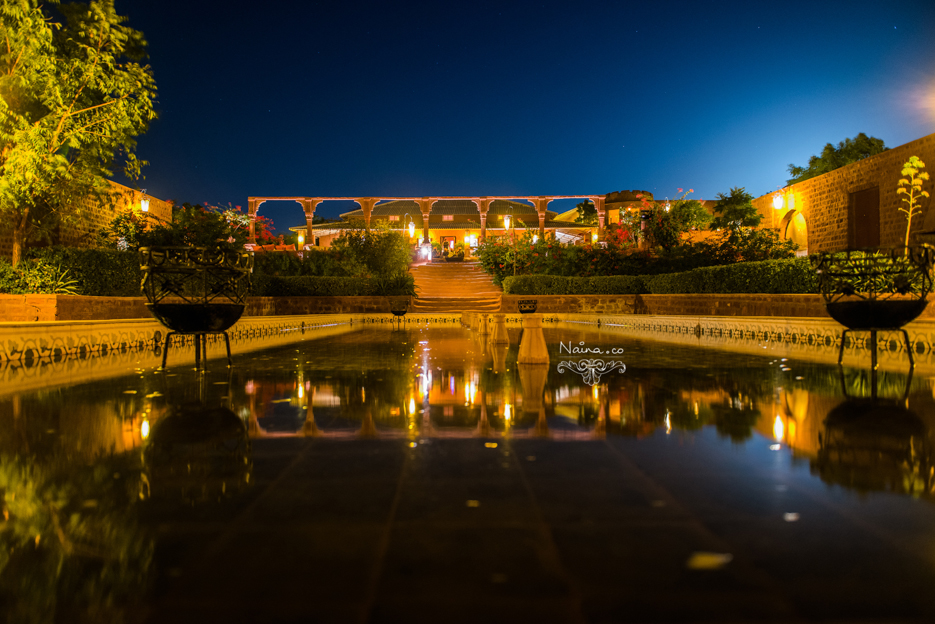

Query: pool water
[3,321,935,622]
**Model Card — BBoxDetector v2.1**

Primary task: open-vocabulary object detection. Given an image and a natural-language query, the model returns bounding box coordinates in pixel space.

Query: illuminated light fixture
[772,193,784,210]
[297,232,305,247]
[532,234,538,244]
[503,215,511,230]
[409,398,416,416]
[664,198,670,212]
[773,415,784,442]
[592,232,598,243]
[141,419,150,439]
[408,220,415,238]
[140,189,149,212]
[504,404,513,421]
[298,385,304,400]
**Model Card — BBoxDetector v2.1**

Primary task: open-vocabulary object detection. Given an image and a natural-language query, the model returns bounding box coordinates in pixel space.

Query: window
[443,215,454,221]
[389,215,399,221]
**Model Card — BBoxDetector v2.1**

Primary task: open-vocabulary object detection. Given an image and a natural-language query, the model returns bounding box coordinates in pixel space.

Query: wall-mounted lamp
[403,213,416,238]
[297,231,305,247]
[664,198,671,212]
[503,214,511,230]
[772,193,784,210]
[140,189,149,212]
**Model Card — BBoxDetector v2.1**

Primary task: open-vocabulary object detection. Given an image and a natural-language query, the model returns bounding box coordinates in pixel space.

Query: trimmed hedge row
[26,248,142,296]
[644,257,817,294]
[252,274,416,297]
[501,258,818,296]
[502,275,648,295]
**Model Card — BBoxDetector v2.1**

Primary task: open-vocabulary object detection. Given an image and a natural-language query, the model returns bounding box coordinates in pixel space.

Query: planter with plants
[811,157,933,367]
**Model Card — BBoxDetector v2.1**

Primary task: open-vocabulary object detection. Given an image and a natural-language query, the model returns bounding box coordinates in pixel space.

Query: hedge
[502,275,648,295]
[26,247,142,296]
[500,258,817,296]
[252,273,416,297]
[643,257,818,294]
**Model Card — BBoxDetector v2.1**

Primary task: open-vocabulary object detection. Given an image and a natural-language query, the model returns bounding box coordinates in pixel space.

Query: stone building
[0,180,172,260]
[753,132,935,254]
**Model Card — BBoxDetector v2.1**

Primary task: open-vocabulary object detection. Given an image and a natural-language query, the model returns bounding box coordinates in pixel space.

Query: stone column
[418,197,434,245]
[535,197,551,239]
[517,314,549,365]
[301,198,323,247]
[357,198,377,231]
[247,197,264,244]
[477,198,493,242]
[594,196,606,241]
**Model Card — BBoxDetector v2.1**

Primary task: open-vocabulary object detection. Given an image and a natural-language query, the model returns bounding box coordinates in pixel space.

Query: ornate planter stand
[140,247,253,370]
[812,245,935,368]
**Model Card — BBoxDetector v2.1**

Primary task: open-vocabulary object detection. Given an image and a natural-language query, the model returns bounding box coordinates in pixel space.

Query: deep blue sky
[120,0,935,232]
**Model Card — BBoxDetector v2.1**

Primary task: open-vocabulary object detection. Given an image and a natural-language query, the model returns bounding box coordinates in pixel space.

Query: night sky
[121,0,935,232]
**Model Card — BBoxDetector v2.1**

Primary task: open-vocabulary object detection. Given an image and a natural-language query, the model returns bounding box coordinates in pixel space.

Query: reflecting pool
[3,321,935,622]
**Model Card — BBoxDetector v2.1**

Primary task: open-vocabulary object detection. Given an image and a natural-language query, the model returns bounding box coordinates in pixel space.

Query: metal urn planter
[140,246,253,369]
[812,245,935,367]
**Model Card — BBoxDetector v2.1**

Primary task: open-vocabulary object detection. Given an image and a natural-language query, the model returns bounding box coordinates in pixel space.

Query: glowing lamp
[141,419,150,439]
[773,415,784,442]
[140,198,149,212]
[532,235,538,244]
[504,404,512,421]
[503,215,511,230]
[408,220,415,238]
[772,194,784,210]
[297,232,305,246]
[592,232,598,243]
[409,398,416,416]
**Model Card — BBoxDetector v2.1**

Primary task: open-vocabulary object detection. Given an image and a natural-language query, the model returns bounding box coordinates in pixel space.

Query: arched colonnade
[245,195,608,244]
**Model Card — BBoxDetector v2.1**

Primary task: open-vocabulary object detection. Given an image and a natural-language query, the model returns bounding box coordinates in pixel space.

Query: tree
[709,187,760,232]
[0,0,157,264]
[573,199,598,225]
[787,133,887,185]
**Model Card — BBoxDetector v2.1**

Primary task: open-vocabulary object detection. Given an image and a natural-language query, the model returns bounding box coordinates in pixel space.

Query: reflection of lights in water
[409,398,416,416]
[305,380,310,392]
[245,380,255,394]
[361,387,366,402]
[770,444,781,451]
[504,404,512,421]
[665,410,671,435]
[773,415,784,442]
[592,385,599,400]
[141,419,150,439]
[468,381,476,404]
[297,385,304,400]
[694,401,699,416]
[449,375,455,395]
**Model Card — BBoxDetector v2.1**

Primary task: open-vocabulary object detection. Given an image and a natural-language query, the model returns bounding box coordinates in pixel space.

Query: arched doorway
[782,210,808,256]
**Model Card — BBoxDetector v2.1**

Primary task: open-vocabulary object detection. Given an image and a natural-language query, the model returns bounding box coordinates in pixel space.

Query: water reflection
[3,324,935,497]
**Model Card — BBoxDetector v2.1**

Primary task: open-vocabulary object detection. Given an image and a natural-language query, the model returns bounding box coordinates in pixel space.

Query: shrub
[252,273,415,297]
[26,247,142,296]
[502,275,647,295]
[643,257,817,294]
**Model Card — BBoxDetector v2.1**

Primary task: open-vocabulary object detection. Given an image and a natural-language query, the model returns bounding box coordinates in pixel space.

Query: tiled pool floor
[3,322,935,622]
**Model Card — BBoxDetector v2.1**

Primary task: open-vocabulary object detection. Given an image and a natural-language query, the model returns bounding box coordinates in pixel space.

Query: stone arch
[780,210,808,255]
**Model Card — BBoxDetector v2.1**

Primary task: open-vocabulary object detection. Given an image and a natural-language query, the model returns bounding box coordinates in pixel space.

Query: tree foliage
[573,199,598,225]
[787,133,887,185]
[897,156,930,248]
[0,0,157,264]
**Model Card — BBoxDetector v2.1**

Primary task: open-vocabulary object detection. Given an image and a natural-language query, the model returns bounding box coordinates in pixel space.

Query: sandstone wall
[753,133,935,253]
[0,181,172,260]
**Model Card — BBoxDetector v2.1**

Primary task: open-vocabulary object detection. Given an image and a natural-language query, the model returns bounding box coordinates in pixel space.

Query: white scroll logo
[557,359,626,386]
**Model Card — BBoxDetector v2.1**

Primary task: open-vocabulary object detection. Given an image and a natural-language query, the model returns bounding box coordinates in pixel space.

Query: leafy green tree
[574,199,598,225]
[787,133,887,185]
[709,187,761,232]
[0,0,157,264]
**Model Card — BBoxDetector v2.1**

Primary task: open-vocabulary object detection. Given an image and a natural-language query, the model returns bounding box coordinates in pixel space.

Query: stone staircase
[409,260,501,313]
